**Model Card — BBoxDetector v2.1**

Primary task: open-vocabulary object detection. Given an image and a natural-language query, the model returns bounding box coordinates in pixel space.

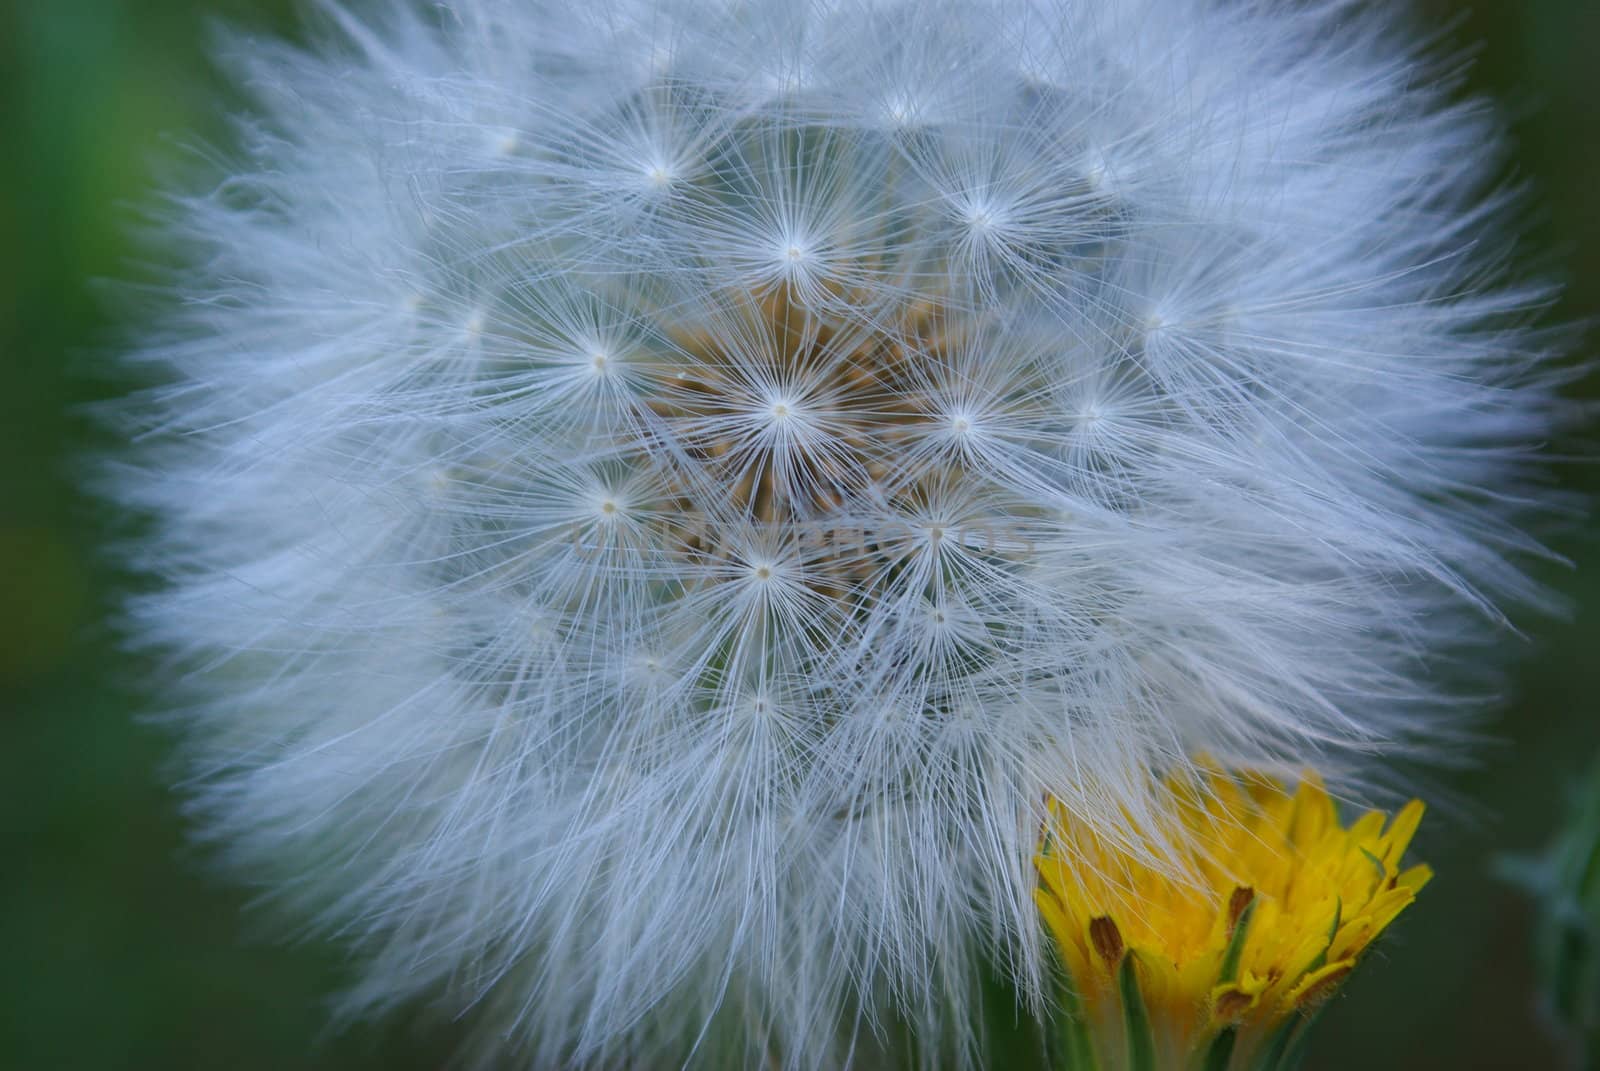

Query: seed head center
[638,285,990,599]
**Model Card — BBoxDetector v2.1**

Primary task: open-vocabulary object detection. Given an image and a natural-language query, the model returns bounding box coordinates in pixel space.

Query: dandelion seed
[109,0,1566,1067]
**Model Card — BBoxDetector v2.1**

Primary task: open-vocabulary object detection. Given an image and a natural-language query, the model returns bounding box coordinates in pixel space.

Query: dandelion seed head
[111,0,1568,1066]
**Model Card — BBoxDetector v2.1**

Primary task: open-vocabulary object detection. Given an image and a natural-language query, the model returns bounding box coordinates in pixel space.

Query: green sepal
[1199,1027,1238,1071]
[1273,1007,1327,1071]
[1249,1007,1325,1071]
[1040,937,1098,1071]
[1217,898,1256,985]
[1304,898,1341,975]
[1195,893,1256,1071]
[1359,846,1387,881]
[1042,954,1099,1071]
[1119,952,1157,1071]
[1249,1014,1303,1071]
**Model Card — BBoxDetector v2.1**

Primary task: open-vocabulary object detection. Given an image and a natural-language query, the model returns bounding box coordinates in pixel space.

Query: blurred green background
[3,1,1597,1068]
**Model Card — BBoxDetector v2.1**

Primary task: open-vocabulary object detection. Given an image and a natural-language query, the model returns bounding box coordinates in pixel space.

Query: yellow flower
[1035,768,1430,1071]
